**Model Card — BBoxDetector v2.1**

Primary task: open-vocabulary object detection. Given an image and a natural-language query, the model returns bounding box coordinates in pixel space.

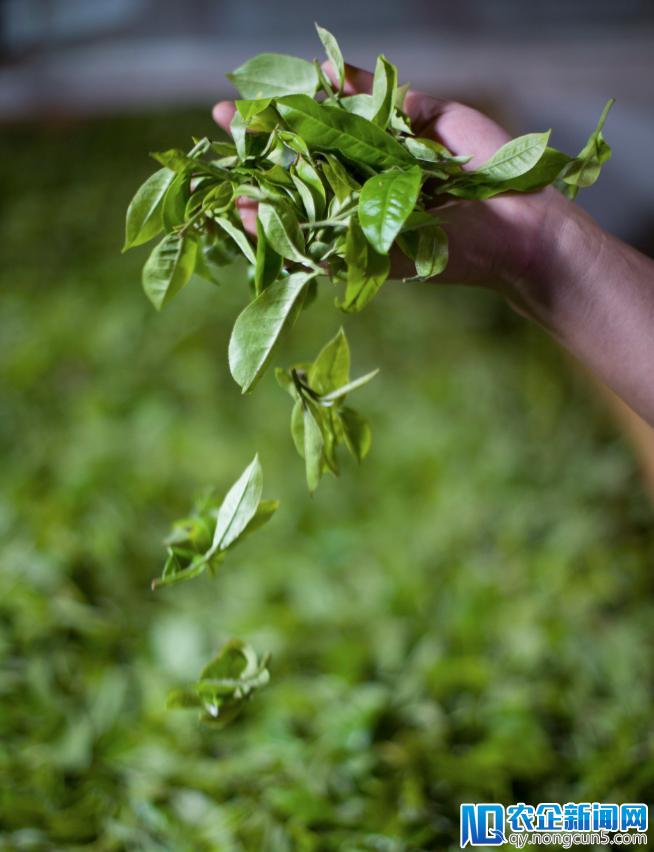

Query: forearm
[506,192,654,426]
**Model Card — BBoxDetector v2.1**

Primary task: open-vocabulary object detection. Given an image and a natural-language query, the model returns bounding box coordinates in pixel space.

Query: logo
[461,804,506,847]
[460,802,648,848]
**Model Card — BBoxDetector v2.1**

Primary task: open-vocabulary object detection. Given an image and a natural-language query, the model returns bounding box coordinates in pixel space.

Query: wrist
[495,189,654,426]
[498,189,603,342]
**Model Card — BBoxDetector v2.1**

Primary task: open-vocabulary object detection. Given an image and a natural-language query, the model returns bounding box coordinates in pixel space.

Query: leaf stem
[178,209,206,236]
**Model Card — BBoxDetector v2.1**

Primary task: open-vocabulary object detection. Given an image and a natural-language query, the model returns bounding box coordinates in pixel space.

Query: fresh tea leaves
[276,327,376,492]
[560,97,615,199]
[228,271,317,393]
[151,455,277,589]
[141,232,197,310]
[167,640,270,726]
[475,131,551,181]
[123,167,174,250]
[227,53,319,99]
[125,26,613,435]
[358,165,422,253]
[315,23,344,91]
[125,26,613,722]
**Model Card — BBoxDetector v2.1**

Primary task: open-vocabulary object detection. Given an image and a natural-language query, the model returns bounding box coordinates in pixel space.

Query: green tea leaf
[293,157,326,218]
[315,24,345,90]
[561,99,614,198]
[321,153,359,204]
[340,94,376,120]
[276,94,413,170]
[232,498,280,544]
[152,148,228,180]
[235,98,273,121]
[200,639,257,680]
[291,173,317,221]
[258,201,309,265]
[442,146,573,199]
[390,109,413,135]
[202,181,235,212]
[152,548,216,589]
[339,220,390,313]
[309,327,350,394]
[277,129,311,157]
[142,233,198,310]
[123,167,174,250]
[254,219,283,294]
[371,55,398,129]
[358,166,422,253]
[500,147,572,194]
[161,171,190,231]
[152,459,278,589]
[414,225,449,279]
[303,403,324,493]
[320,369,379,402]
[170,641,270,726]
[399,210,441,234]
[212,455,263,551]
[227,53,319,99]
[166,689,201,709]
[214,216,257,264]
[290,397,305,457]
[230,109,248,160]
[229,271,316,392]
[339,406,372,461]
[261,163,295,189]
[150,148,194,172]
[405,136,471,166]
[475,131,551,181]
[192,235,233,285]
[275,367,297,398]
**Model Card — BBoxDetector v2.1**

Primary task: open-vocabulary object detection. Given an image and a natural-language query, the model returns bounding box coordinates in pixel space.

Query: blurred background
[1,1,653,849]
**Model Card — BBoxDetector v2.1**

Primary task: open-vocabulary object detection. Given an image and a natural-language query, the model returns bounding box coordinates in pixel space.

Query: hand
[212,62,570,292]
[213,64,654,425]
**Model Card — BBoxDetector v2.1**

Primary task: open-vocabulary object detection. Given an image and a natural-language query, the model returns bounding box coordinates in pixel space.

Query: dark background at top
[2,0,654,246]
[3,0,654,50]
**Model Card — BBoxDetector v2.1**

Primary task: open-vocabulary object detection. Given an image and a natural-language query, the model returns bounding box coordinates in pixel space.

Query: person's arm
[214,63,654,426]
[502,190,654,426]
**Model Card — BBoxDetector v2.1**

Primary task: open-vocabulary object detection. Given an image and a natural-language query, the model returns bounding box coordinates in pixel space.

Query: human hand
[212,61,573,293]
[214,62,654,425]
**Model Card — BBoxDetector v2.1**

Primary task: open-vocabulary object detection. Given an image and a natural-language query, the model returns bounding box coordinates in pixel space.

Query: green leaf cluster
[152,454,277,589]
[167,640,270,726]
[124,25,613,491]
[276,328,377,492]
[152,456,277,724]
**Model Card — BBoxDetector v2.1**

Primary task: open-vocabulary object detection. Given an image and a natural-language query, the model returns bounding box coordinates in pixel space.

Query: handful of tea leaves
[124,26,612,723]
[125,25,612,492]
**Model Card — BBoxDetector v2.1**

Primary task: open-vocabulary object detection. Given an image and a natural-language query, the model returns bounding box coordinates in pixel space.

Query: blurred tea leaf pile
[1,112,652,850]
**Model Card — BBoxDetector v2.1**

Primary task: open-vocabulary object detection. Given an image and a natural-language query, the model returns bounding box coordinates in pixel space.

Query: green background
[1,112,652,850]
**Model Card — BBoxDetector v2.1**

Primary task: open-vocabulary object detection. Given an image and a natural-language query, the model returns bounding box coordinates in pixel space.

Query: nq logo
[460,804,506,847]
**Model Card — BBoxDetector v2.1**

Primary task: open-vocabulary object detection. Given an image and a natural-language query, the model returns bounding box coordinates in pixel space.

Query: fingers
[212,100,236,132]
[404,90,453,137]
[236,197,258,236]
